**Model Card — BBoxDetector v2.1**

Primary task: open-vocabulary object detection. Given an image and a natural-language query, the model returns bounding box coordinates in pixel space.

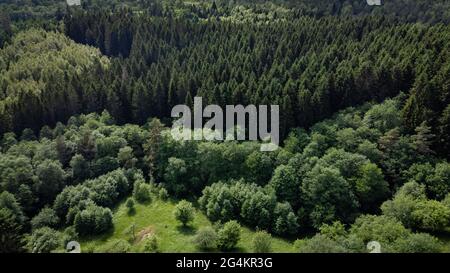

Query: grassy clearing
[79,197,295,253]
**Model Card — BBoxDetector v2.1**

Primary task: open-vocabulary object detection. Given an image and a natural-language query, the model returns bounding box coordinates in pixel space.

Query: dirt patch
[136,226,155,243]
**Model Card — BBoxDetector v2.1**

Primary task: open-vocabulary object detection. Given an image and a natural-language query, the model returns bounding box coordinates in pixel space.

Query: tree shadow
[176,225,196,235]
[136,199,153,206]
[221,247,246,253]
[80,226,115,243]
[127,208,136,216]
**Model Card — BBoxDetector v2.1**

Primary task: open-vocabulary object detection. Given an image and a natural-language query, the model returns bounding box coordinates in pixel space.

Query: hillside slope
[79,197,295,253]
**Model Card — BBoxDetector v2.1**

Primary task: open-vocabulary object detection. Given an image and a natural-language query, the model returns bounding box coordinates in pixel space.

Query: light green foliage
[392,233,443,253]
[412,200,450,232]
[158,187,169,201]
[355,163,390,211]
[117,146,137,169]
[253,231,272,253]
[78,198,293,253]
[100,239,131,253]
[295,235,349,253]
[0,29,109,133]
[125,198,135,214]
[193,226,217,250]
[363,99,402,133]
[319,221,347,240]
[133,179,151,203]
[217,220,241,251]
[31,207,59,230]
[174,200,195,226]
[142,234,159,253]
[350,215,410,245]
[28,227,62,253]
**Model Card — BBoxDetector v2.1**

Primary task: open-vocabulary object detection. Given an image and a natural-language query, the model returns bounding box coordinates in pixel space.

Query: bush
[412,200,450,231]
[193,227,217,250]
[133,180,151,203]
[392,233,442,253]
[142,234,159,253]
[61,226,78,247]
[158,187,169,200]
[74,204,113,236]
[295,234,348,253]
[349,215,409,245]
[174,200,195,226]
[217,220,241,251]
[253,231,272,253]
[118,146,137,169]
[101,239,131,253]
[125,198,135,214]
[28,227,62,253]
[123,223,137,242]
[273,202,299,236]
[31,207,59,230]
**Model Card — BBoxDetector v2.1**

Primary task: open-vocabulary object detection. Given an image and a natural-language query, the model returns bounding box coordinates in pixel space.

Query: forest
[0,0,449,253]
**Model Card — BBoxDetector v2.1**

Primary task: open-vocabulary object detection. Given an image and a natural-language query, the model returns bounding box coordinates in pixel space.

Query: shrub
[412,200,450,231]
[158,187,169,200]
[193,227,217,250]
[217,220,241,251]
[174,200,195,226]
[61,226,78,248]
[31,207,59,230]
[142,234,159,253]
[101,239,131,253]
[295,234,348,253]
[125,198,135,214]
[252,231,272,253]
[123,223,137,242]
[392,233,443,253]
[133,180,151,203]
[74,204,113,235]
[28,227,62,253]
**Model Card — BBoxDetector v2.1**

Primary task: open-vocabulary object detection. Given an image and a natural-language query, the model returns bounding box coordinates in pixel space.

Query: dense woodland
[0,0,449,253]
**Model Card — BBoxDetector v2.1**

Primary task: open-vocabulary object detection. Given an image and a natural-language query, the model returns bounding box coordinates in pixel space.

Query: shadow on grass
[176,225,197,235]
[136,199,153,206]
[127,208,136,216]
[219,247,247,253]
[79,226,116,243]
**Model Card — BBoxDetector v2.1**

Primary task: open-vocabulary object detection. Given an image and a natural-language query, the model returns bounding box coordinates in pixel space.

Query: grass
[78,196,295,253]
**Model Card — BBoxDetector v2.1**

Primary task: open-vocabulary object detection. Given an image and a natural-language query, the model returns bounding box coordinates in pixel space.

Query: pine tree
[0,208,24,253]
[143,118,164,178]
[413,122,435,155]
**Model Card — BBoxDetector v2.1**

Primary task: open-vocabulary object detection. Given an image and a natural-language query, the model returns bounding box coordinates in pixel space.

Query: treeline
[215,0,450,24]
[65,9,450,152]
[0,0,66,21]
[0,29,110,133]
[4,0,450,24]
[1,6,449,153]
